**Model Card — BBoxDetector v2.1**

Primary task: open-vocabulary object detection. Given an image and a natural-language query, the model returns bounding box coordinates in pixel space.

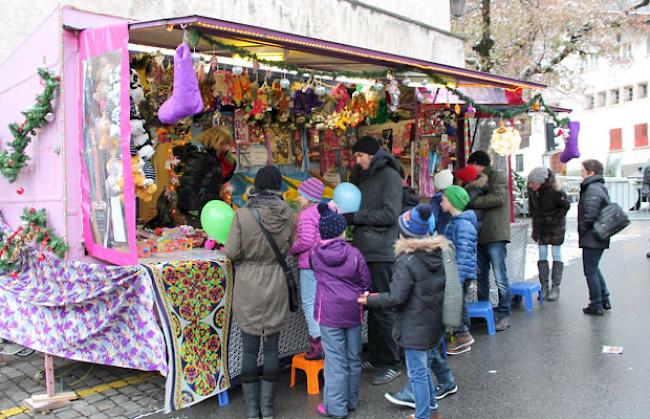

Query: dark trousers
[582,248,609,309]
[241,331,280,383]
[477,241,511,317]
[367,262,401,369]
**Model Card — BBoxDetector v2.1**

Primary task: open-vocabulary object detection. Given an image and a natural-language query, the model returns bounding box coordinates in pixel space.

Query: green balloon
[200,200,235,245]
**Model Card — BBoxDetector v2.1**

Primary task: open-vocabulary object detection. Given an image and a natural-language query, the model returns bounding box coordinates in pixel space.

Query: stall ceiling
[128,16,546,90]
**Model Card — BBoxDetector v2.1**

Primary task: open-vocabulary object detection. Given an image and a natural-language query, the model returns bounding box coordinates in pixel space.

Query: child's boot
[305,336,324,360]
[260,379,277,419]
[548,262,563,301]
[537,260,550,299]
[241,381,260,419]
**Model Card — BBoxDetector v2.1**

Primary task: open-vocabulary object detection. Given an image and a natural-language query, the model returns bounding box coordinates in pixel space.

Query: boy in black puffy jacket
[358,204,462,419]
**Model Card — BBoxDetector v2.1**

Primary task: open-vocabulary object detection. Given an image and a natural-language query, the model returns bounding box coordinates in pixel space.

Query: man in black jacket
[578,159,611,315]
[344,136,403,385]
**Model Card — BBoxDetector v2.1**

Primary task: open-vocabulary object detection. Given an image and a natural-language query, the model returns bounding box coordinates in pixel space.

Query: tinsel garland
[0,68,60,183]
[191,32,570,127]
[0,207,68,274]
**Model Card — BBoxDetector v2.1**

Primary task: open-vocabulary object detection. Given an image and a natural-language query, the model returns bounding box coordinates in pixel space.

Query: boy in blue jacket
[441,186,478,356]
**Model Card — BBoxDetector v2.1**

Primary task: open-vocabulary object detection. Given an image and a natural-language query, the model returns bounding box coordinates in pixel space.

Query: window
[598,92,607,106]
[515,154,524,172]
[635,123,648,148]
[610,89,620,105]
[586,95,595,109]
[639,83,648,99]
[618,43,632,60]
[582,53,599,70]
[624,86,634,102]
[609,128,623,151]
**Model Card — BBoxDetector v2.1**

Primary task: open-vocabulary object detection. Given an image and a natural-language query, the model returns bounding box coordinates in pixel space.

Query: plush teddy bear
[131,155,157,201]
[106,155,124,196]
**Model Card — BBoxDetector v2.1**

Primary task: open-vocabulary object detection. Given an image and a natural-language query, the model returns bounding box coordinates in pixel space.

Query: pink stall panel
[78,23,137,266]
[0,8,64,245]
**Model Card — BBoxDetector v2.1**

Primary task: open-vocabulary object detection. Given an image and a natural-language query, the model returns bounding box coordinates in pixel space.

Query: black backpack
[593,202,630,240]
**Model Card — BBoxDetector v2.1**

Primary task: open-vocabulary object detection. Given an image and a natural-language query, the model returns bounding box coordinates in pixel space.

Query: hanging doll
[331,83,350,112]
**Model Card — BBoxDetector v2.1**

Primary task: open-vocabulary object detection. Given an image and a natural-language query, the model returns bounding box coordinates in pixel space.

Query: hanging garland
[0,68,60,183]
[0,207,68,274]
[191,31,570,127]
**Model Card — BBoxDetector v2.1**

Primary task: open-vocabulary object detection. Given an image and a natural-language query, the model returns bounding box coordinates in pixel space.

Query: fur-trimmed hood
[466,172,488,189]
[394,235,449,256]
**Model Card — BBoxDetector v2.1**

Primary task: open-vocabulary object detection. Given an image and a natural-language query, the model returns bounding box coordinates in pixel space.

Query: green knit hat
[444,185,470,211]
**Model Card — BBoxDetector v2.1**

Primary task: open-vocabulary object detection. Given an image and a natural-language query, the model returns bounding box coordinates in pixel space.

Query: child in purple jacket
[290,178,325,360]
[311,202,371,419]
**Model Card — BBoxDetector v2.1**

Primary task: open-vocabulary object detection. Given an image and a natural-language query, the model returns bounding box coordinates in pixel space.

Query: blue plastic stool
[510,281,543,312]
[467,301,496,335]
[218,390,230,406]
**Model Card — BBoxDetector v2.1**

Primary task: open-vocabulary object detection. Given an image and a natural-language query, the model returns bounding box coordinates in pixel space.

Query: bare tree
[453,0,649,84]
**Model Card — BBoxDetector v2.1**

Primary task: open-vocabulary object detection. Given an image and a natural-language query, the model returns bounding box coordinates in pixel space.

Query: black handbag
[249,207,300,312]
[593,201,630,241]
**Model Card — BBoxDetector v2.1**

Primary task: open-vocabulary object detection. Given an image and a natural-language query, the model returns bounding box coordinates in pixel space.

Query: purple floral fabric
[0,218,167,375]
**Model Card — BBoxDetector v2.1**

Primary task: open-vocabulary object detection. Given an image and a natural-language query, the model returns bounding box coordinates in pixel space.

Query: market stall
[0,5,572,414]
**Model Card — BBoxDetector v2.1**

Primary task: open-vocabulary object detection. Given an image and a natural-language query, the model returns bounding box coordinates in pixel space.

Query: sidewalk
[0,354,165,419]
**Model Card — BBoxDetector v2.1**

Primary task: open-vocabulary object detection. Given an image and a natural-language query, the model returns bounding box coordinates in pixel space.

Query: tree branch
[472,0,495,72]
[518,22,593,80]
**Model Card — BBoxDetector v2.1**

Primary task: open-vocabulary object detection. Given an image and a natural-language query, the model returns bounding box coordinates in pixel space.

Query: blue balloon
[333,182,362,213]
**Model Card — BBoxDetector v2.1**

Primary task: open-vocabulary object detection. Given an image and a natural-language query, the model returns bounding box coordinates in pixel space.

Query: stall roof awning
[128,15,546,91]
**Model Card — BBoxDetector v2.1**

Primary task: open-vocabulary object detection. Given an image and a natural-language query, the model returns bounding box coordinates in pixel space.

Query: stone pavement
[0,354,165,419]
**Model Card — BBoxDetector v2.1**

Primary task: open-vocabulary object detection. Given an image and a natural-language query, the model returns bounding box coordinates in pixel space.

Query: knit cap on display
[318,202,347,239]
[434,169,454,191]
[527,167,549,184]
[444,185,470,211]
[398,204,434,238]
[454,165,478,184]
[298,178,325,203]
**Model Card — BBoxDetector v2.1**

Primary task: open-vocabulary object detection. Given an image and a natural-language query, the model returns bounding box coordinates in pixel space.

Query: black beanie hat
[318,202,347,239]
[352,136,380,155]
[468,150,491,167]
[254,165,282,192]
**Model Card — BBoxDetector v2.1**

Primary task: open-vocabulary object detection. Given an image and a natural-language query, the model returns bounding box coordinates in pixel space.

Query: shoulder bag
[249,207,299,312]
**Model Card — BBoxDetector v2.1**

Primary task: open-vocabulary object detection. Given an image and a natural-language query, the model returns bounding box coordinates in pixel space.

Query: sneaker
[446,333,474,355]
[495,316,511,331]
[409,411,441,419]
[602,299,612,310]
[316,402,347,418]
[372,368,402,385]
[582,305,604,316]
[384,390,438,410]
[435,384,458,400]
[362,360,376,370]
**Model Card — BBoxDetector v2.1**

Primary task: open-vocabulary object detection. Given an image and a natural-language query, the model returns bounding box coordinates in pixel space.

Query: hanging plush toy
[158,43,204,124]
[490,123,522,156]
[560,121,581,163]
[387,80,401,112]
[131,156,157,201]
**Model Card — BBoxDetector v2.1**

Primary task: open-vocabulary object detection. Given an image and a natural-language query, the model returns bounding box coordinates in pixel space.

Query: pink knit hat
[298,178,325,203]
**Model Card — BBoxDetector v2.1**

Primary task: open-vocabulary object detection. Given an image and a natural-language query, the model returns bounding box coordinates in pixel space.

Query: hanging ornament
[454,104,461,115]
[232,66,244,75]
[280,78,291,89]
[16,187,24,195]
[487,119,497,128]
[421,79,428,86]
[402,77,411,86]
[38,254,45,262]
[466,105,476,117]
[315,85,327,96]
[490,121,522,156]
[44,112,55,122]
[532,102,540,112]
[373,82,384,91]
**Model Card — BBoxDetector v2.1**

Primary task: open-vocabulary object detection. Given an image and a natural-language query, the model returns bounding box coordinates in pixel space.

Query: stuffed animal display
[130,69,157,186]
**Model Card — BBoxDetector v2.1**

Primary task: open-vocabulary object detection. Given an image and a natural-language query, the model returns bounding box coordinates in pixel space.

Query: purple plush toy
[560,121,580,163]
[158,43,204,124]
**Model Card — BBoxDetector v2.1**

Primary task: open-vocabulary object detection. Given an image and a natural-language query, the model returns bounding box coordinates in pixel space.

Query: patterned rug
[144,258,233,413]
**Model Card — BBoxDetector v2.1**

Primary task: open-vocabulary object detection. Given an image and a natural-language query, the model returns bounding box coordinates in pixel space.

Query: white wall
[0,0,465,67]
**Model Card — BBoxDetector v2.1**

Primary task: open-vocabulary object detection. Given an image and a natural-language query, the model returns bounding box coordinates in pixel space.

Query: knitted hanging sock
[158,43,204,124]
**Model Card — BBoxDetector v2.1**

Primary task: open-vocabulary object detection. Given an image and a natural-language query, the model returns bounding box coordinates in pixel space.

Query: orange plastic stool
[289,353,324,395]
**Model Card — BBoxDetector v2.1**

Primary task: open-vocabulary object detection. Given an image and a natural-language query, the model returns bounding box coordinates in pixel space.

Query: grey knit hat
[527,167,549,184]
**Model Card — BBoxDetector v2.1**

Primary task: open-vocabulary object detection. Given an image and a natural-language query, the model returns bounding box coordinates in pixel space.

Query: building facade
[0,0,465,67]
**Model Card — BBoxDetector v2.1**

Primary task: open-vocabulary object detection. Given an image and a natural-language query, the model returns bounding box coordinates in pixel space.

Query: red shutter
[634,123,648,148]
[609,128,622,151]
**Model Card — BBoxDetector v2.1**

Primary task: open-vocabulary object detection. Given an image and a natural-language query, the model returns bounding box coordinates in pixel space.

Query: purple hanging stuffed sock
[158,43,204,124]
[560,121,580,163]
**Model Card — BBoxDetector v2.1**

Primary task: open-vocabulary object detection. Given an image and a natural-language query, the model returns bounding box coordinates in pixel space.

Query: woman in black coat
[527,167,570,301]
[578,159,611,315]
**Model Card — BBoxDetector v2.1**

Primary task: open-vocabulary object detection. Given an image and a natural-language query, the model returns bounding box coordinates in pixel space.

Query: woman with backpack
[578,159,611,316]
[527,167,570,301]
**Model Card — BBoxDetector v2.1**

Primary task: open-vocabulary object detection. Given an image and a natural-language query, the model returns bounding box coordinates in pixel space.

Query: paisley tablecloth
[142,250,233,413]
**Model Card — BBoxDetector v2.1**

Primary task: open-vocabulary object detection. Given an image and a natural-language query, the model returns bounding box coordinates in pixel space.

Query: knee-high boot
[241,381,260,419]
[548,262,564,301]
[260,380,277,419]
[537,260,550,300]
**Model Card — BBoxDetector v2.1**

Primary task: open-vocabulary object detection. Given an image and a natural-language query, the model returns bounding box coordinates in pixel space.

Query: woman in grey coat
[224,165,294,419]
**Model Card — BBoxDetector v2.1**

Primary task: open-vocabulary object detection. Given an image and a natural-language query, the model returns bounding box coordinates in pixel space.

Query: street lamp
[450,0,467,18]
